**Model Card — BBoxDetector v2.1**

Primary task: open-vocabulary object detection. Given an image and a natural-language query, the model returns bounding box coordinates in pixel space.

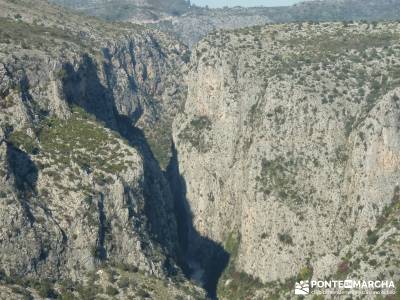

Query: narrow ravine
[165,143,229,299]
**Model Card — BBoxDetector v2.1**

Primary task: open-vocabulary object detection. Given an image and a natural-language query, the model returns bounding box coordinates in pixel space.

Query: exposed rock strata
[173,22,400,298]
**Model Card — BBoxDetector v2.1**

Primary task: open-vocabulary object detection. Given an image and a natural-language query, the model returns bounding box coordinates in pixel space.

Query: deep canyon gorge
[0,0,400,299]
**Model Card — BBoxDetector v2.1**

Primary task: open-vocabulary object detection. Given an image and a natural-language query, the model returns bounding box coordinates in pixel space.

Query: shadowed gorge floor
[166,144,230,299]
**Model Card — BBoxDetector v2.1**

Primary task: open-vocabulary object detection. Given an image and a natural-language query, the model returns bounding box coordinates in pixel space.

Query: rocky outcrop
[0,0,203,298]
[173,22,400,298]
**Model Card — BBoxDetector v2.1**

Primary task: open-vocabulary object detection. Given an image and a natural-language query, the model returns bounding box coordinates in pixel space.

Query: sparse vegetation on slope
[174,20,400,299]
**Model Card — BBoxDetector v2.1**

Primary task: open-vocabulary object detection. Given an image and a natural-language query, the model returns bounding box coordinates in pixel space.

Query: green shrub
[56,69,68,80]
[367,230,378,245]
[297,266,313,281]
[8,131,39,154]
[76,283,99,300]
[117,276,130,289]
[34,280,57,299]
[278,233,293,245]
[114,262,138,273]
[136,289,150,298]
[368,259,377,266]
[105,286,119,296]
[58,291,76,300]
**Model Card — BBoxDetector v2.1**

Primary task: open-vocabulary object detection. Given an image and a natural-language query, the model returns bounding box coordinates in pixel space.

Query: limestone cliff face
[174,22,400,298]
[0,1,203,298]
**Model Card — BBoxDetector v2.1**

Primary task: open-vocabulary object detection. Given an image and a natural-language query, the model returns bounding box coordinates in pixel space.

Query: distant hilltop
[50,0,400,47]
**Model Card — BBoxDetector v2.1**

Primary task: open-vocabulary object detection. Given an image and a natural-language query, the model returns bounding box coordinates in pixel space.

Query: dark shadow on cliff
[114,114,181,254]
[166,144,230,299]
[60,55,184,267]
[6,143,38,224]
[60,54,229,297]
[61,54,118,128]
